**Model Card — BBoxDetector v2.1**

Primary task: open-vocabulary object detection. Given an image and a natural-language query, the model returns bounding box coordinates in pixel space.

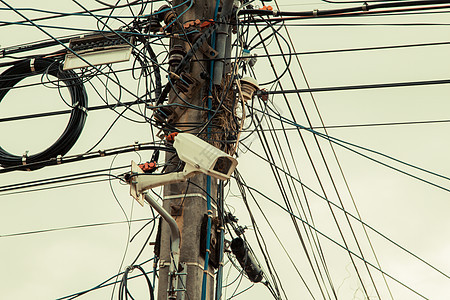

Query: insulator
[155,5,176,26]
[168,45,186,69]
[239,77,259,102]
[155,5,170,22]
[175,72,196,96]
[145,17,161,33]
[153,106,173,124]
[163,10,176,25]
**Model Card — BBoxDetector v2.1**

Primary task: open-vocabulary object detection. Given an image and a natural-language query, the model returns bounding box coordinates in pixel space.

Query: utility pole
[156,0,232,299]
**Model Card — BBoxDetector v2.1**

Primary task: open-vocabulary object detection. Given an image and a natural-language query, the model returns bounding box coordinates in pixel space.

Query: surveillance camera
[174,132,237,180]
[129,133,238,204]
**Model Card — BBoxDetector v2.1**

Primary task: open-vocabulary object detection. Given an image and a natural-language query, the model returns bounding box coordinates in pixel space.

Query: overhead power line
[0,166,127,193]
[0,0,159,28]
[0,142,172,174]
[0,217,157,238]
[1,1,449,299]
[261,78,450,94]
[239,0,450,20]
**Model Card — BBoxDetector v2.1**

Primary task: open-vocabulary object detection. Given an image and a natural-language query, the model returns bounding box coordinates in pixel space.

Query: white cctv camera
[129,133,238,205]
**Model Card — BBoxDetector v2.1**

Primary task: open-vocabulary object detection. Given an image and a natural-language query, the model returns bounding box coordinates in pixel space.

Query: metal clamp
[30,58,36,72]
[362,2,369,11]
[22,151,31,171]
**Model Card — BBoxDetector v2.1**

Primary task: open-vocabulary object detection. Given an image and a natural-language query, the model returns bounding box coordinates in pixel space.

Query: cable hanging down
[0,57,88,170]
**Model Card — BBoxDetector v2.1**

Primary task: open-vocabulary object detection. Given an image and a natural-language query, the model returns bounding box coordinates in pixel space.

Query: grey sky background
[0,0,449,299]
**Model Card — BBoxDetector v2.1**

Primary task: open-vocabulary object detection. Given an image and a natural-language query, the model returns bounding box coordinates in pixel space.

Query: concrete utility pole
[156,0,233,299]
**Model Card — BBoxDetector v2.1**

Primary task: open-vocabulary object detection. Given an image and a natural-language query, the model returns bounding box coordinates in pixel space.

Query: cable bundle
[0,57,88,170]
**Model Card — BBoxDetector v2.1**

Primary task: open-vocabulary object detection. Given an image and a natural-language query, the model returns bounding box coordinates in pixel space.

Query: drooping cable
[0,57,87,170]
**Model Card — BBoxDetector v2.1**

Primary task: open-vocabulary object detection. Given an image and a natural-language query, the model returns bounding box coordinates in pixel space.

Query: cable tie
[76,105,88,115]
[125,265,134,272]
[30,58,35,72]
[207,209,213,215]
[99,150,105,157]
[56,155,62,165]
[72,101,87,114]
[206,249,211,254]
[134,141,140,151]
[22,151,28,165]
[313,9,319,17]
[362,2,369,11]
[159,260,169,268]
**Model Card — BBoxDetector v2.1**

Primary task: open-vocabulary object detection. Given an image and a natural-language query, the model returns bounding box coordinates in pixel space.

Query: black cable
[239,0,450,17]
[95,0,141,8]
[0,165,127,192]
[261,78,450,94]
[321,0,407,3]
[271,11,380,295]
[56,257,156,300]
[0,1,158,29]
[0,173,123,195]
[129,213,158,266]
[135,35,162,100]
[254,115,336,299]
[119,265,155,300]
[0,57,87,170]
[241,180,430,299]
[0,217,155,238]
[0,178,111,197]
[0,144,172,174]
[250,18,293,86]
[252,23,342,296]
[242,6,450,23]
[239,142,450,281]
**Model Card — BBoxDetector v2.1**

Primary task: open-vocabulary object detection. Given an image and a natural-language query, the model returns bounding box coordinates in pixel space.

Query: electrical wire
[0,142,173,174]
[239,181,429,299]
[0,57,88,169]
[238,143,450,281]
[0,165,127,193]
[2,1,450,299]
[56,257,156,300]
[0,217,155,238]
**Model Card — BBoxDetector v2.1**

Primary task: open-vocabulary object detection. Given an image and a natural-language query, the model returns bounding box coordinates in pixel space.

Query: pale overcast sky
[0,1,449,299]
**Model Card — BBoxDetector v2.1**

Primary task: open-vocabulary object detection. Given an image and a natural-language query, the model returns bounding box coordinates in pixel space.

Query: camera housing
[174,132,237,180]
[129,133,238,204]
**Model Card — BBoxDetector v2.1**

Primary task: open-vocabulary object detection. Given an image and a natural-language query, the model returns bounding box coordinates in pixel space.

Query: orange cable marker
[200,19,214,28]
[166,132,179,142]
[139,161,157,172]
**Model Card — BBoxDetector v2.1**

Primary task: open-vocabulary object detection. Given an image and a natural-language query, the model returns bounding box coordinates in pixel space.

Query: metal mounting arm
[130,160,198,205]
[143,193,180,274]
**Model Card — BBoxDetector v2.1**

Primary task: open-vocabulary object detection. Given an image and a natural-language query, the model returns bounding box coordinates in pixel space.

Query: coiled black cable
[0,57,88,170]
